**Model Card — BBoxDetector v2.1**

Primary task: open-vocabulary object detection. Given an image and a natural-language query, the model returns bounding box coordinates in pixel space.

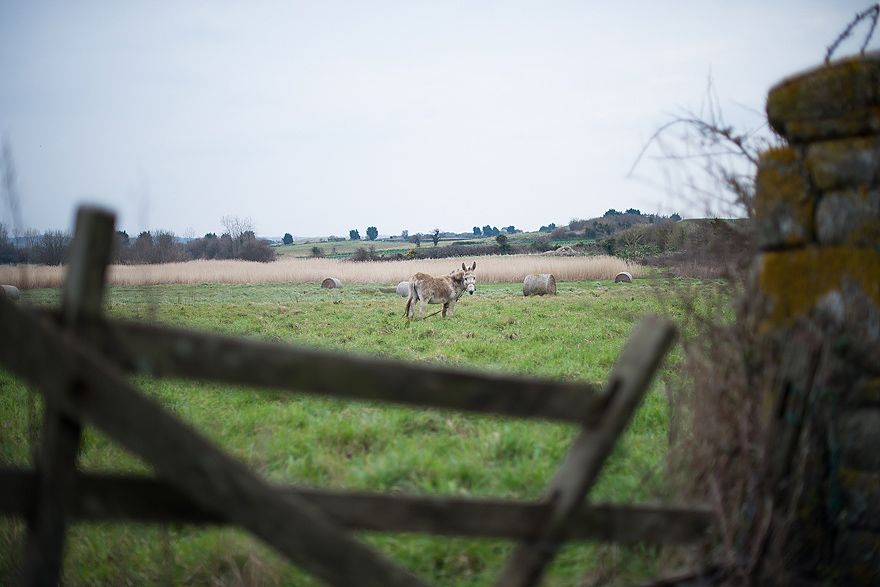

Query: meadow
[0,275,719,586]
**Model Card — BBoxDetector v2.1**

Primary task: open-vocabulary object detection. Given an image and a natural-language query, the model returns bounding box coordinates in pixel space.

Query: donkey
[405,262,477,320]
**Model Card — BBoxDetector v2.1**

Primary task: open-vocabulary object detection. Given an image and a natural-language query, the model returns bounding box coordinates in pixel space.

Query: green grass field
[0,278,721,586]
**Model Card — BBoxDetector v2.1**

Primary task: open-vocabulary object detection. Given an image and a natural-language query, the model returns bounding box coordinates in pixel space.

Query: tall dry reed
[0,255,642,289]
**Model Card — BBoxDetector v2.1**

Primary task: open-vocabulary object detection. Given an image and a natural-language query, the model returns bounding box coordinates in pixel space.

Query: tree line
[0,215,276,265]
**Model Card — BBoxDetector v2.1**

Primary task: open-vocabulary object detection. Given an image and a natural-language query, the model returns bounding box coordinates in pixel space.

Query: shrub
[351,246,377,262]
[239,239,276,262]
[568,218,589,232]
[310,246,325,258]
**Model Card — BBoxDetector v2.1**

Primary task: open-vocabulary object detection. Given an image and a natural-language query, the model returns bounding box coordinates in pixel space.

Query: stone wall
[753,52,880,584]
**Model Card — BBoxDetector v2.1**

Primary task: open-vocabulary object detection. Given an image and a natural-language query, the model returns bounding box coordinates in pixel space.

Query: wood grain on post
[23,206,115,587]
[494,315,677,587]
[0,297,427,587]
[0,469,712,544]
[61,316,606,424]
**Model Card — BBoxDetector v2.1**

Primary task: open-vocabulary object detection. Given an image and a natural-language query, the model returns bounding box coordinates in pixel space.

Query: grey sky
[0,1,870,237]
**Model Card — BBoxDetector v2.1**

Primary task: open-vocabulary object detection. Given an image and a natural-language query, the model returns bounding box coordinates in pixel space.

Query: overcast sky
[0,1,871,237]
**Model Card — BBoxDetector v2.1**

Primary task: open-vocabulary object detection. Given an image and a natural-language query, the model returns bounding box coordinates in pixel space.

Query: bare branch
[826,4,880,64]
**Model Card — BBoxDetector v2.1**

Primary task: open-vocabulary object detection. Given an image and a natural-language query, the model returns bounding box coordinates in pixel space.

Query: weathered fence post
[23,207,115,586]
[753,52,880,583]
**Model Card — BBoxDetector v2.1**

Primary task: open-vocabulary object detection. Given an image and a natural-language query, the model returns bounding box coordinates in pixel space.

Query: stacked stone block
[754,52,880,584]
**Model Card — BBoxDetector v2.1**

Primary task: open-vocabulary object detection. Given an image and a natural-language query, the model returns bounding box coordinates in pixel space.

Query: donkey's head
[461,261,477,295]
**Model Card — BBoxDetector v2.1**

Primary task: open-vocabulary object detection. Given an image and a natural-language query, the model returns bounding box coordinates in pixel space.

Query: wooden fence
[0,207,711,586]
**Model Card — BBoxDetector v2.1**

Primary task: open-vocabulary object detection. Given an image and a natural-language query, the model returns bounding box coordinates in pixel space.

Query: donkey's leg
[406,283,419,320]
[447,300,456,317]
[419,299,428,319]
[442,302,449,318]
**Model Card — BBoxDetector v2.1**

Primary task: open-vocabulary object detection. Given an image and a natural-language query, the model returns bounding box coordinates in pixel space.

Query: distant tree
[401,229,409,240]
[152,230,184,264]
[473,226,482,236]
[670,213,682,221]
[603,209,622,217]
[36,230,71,265]
[491,226,500,237]
[431,228,440,246]
[133,231,154,264]
[218,233,234,259]
[282,233,294,245]
[310,246,325,258]
[410,233,422,247]
[349,229,361,240]
[495,233,510,253]
[625,208,642,215]
[366,226,378,241]
[482,225,493,237]
[0,223,17,264]
[204,232,217,239]
[505,225,517,234]
[538,222,557,233]
[221,215,255,257]
[112,230,130,263]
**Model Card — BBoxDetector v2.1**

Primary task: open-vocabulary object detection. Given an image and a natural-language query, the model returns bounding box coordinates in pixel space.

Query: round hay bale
[523,274,557,296]
[0,285,20,300]
[321,277,342,289]
[614,271,633,283]
[396,281,411,297]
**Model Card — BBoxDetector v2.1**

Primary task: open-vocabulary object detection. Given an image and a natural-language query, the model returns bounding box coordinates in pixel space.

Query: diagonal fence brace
[494,315,677,587]
[0,295,428,587]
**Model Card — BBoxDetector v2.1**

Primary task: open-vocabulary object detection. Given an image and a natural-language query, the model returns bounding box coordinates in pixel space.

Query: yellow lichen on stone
[755,147,814,246]
[767,55,880,141]
[784,108,880,143]
[758,246,880,325]
[806,136,880,192]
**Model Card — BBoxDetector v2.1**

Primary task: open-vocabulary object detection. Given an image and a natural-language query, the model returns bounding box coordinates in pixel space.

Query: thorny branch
[826,3,880,64]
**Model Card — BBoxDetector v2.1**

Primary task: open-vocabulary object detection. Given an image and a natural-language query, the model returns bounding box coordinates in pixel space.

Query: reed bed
[0,254,642,289]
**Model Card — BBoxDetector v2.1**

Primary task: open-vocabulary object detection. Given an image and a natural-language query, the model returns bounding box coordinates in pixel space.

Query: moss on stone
[782,109,880,143]
[768,56,880,142]
[806,137,880,191]
[758,246,880,325]
[816,189,880,248]
[755,147,814,246]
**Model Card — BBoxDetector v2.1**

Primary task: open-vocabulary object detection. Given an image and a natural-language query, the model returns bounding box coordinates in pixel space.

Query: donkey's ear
[462,263,466,271]
[471,261,477,271]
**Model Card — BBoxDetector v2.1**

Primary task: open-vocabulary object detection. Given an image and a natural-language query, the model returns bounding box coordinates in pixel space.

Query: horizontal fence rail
[0,469,712,545]
[36,309,607,424]
[0,294,428,587]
